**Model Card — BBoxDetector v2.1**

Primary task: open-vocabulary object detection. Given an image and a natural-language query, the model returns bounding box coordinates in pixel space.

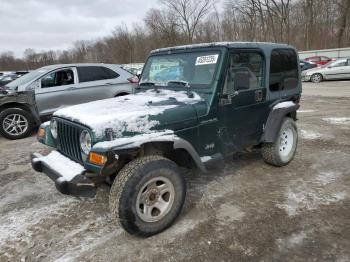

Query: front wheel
[0,108,34,139]
[262,118,298,167]
[109,155,186,237]
[310,73,323,83]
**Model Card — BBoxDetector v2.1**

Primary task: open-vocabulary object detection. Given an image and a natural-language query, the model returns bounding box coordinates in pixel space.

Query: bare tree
[336,0,350,47]
[161,0,214,43]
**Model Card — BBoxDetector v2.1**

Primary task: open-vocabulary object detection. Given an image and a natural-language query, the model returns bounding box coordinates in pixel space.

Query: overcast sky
[0,0,159,57]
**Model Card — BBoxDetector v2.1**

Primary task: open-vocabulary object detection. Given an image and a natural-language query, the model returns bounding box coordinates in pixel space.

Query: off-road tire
[262,118,298,167]
[310,73,323,83]
[109,155,186,237]
[0,108,34,139]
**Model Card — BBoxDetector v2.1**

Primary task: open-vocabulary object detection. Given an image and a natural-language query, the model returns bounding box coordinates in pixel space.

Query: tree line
[1,0,350,71]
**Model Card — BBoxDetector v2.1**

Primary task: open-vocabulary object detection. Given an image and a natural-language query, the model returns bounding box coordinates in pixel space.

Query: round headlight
[50,119,58,139]
[80,130,92,155]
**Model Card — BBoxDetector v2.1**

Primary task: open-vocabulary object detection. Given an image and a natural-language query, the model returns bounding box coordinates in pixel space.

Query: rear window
[77,66,119,83]
[269,49,298,92]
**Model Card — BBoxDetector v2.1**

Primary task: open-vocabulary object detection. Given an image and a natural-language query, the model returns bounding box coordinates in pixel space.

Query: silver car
[302,58,350,83]
[0,63,136,139]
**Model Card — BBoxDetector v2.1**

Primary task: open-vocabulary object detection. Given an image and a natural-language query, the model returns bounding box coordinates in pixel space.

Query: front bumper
[301,75,311,82]
[31,152,96,198]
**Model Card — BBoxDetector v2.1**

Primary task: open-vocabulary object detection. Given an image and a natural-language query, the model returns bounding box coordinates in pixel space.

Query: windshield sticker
[195,54,219,66]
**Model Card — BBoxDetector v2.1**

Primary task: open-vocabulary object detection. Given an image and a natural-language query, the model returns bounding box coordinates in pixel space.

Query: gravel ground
[0,82,349,262]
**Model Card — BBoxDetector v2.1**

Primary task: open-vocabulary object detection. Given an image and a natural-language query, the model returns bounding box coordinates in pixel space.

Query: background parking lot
[0,81,349,261]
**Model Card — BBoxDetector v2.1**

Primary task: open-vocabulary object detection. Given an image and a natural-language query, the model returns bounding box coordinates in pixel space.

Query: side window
[41,69,74,88]
[223,51,264,94]
[77,66,119,83]
[332,61,347,67]
[269,49,298,92]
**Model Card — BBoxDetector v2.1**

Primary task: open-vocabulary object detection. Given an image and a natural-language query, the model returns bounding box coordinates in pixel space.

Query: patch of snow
[93,130,177,150]
[0,198,77,247]
[273,101,295,110]
[322,117,350,125]
[277,186,347,217]
[300,129,322,140]
[315,172,341,186]
[34,151,85,182]
[54,89,202,137]
[200,156,212,162]
[297,109,315,113]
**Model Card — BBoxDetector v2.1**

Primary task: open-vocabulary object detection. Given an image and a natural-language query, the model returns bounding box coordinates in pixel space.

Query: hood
[54,89,205,138]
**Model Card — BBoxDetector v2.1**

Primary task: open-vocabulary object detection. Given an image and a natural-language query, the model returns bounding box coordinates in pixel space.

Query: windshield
[140,51,221,88]
[5,67,50,89]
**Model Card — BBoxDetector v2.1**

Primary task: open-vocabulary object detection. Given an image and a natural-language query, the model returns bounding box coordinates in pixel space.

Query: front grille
[56,119,84,163]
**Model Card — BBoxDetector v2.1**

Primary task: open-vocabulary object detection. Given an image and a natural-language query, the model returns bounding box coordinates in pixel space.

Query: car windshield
[140,51,221,88]
[5,67,50,89]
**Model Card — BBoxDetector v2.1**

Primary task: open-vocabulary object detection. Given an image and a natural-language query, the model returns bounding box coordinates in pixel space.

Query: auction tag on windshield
[195,54,219,65]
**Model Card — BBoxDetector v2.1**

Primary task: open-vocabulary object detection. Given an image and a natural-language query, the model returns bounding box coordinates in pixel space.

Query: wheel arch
[98,137,207,175]
[262,102,300,143]
[0,102,40,124]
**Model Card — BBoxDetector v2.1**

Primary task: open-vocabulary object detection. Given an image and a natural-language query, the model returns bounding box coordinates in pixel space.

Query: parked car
[31,42,301,236]
[304,56,332,66]
[0,63,137,139]
[300,59,317,71]
[302,58,350,83]
[0,73,18,86]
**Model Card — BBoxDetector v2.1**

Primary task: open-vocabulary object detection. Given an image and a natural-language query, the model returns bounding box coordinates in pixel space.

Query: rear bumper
[31,152,96,198]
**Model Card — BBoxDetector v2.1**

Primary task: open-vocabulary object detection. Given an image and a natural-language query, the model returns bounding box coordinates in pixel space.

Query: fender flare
[93,135,207,173]
[173,138,207,173]
[262,103,300,143]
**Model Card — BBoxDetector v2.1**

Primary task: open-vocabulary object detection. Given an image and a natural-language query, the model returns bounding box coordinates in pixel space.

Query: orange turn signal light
[88,152,107,165]
[38,128,45,138]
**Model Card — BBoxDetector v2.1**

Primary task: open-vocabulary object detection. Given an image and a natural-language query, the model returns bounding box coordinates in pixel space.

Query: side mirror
[235,71,250,91]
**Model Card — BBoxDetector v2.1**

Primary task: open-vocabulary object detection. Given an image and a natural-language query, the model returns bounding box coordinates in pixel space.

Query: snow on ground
[0,198,78,247]
[297,109,316,113]
[322,117,350,125]
[277,171,347,217]
[300,129,322,140]
[54,89,202,137]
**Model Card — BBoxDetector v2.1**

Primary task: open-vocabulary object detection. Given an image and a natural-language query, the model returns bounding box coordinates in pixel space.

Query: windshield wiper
[139,81,155,86]
[167,80,189,87]
[138,81,160,93]
[167,80,194,98]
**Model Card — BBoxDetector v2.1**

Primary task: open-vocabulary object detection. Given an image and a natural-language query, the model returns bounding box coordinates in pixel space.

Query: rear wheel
[310,73,323,83]
[0,108,34,139]
[109,155,186,237]
[262,118,298,167]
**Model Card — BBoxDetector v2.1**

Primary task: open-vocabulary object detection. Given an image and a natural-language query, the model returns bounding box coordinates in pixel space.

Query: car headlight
[80,130,92,155]
[50,119,58,139]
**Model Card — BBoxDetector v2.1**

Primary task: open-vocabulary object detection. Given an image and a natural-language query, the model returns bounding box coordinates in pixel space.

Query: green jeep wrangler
[31,42,301,236]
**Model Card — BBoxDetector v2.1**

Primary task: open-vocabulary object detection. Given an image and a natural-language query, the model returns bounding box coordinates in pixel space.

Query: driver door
[218,50,269,155]
[35,67,78,117]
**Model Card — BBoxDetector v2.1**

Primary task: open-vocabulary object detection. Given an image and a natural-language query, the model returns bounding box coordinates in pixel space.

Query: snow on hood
[54,89,202,137]
[93,130,177,150]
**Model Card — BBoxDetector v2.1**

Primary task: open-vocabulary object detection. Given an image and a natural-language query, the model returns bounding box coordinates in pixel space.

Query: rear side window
[77,66,119,83]
[269,49,298,92]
